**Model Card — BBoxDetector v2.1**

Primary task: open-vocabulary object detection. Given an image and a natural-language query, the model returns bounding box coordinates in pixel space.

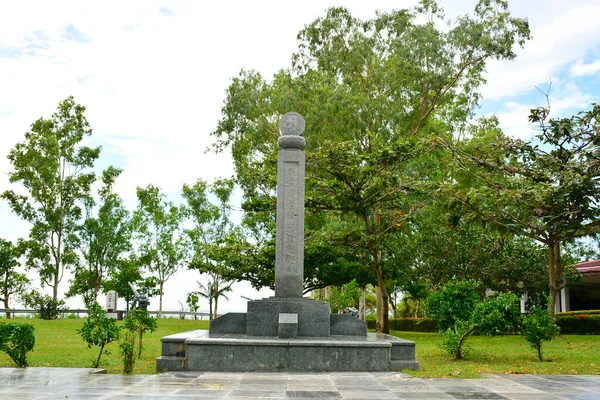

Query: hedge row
[366,313,600,334]
[555,314,600,335]
[556,309,600,317]
[0,322,36,367]
[366,318,438,332]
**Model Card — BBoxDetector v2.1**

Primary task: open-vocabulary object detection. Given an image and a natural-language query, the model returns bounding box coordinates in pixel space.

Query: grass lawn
[1,318,598,377]
[0,317,209,375]
[394,330,600,378]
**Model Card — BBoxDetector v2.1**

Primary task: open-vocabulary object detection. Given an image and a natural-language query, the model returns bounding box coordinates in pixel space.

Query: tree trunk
[547,242,564,317]
[455,326,475,360]
[359,287,366,321]
[138,330,143,358]
[376,285,384,331]
[325,286,331,300]
[390,292,398,319]
[158,281,164,318]
[374,251,390,334]
[53,231,62,302]
[3,297,10,319]
[209,298,213,320]
[93,277,100,305]
[53,266,60,301]
[214,295,219,318]
[95,344,105,368]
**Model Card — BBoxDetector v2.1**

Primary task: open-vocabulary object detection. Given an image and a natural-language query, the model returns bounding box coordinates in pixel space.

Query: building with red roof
[520,259,600,313]
[564,259,600,312]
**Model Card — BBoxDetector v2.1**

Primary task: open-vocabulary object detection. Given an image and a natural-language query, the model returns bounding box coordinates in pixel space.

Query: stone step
[161,341,185,357]
[156,356,186,372]
[160,330,207,357]
[388,359,420,371]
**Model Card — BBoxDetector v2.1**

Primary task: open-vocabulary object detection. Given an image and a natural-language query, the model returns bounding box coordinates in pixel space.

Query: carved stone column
[275,112,306,298]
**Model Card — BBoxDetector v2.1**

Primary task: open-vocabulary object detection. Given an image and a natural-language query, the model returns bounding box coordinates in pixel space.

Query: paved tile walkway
[0,368,599,399]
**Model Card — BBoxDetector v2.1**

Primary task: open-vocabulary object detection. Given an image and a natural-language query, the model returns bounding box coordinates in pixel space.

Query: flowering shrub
[556,310,600,316]
[555,314,600,334]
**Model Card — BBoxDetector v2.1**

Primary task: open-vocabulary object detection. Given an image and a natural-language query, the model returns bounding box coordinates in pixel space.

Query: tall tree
[212,1,530,333]
[183,178,237,280]
[67,166,131,306]
[406,202,551,294]
[2,96,100,300]
[0,238,29,319]
[443,104,600,315]
[133,185,187,318]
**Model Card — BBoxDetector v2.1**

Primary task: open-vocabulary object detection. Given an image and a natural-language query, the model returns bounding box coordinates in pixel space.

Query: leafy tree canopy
[442,103,600,314]
[211,0,530,333]
[2,96,100,300]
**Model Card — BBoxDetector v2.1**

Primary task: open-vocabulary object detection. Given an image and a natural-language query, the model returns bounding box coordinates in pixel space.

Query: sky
[1,0,599,314]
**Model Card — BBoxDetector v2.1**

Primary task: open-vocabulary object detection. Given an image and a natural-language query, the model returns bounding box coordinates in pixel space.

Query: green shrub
[118,307,158,374]
[392,318,437,332]
[0,322,35,367]
[439,320,473,360]
[426,279,481,331]
[23,292,67,320]
[329,280,361,313]
[124,308,157,358]
[521,301,560,361]
[77,302,121,368]
[555,314,600,334]
[119,330,136,374]
[426,279,520,360]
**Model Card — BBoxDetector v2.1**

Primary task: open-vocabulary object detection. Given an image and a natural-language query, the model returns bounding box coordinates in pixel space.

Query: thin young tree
[0,238,29,319]
[67,167,131,306]
[2,97,100,300]
[133,185,188,318]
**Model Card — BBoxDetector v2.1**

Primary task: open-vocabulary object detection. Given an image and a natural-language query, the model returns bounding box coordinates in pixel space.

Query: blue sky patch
[63,24,89,44]
[159,6,173,16]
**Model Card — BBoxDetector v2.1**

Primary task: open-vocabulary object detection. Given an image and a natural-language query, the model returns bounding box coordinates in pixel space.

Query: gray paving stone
[444,392,507,399]
[496,394,564,400]
[1,368,600,400]
[229,389,287,397]
[285,391,341,398]
[561,394,600,400]
[394,393,454,399]
[338,389,400,398]
[388,384,443,392]
[171,388,231,397]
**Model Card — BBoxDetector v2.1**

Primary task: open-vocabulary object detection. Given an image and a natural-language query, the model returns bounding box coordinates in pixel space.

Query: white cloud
[571,59,600,77]
[492,82,593,140]
[481,0,600,101]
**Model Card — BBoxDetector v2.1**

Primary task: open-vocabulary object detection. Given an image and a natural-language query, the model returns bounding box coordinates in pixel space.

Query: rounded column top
[279,112,306,150]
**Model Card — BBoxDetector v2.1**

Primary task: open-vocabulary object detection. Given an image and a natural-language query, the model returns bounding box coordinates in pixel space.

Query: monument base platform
[156,330,419,372]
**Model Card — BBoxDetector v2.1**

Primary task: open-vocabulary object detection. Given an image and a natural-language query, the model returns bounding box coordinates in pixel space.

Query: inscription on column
[282,162,299,272]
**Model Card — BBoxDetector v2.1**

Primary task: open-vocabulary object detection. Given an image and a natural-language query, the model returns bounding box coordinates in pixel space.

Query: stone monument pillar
[209,112,364,338]
[105,290,119,319]
[275,112,306,298]
[243,112,332,337]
